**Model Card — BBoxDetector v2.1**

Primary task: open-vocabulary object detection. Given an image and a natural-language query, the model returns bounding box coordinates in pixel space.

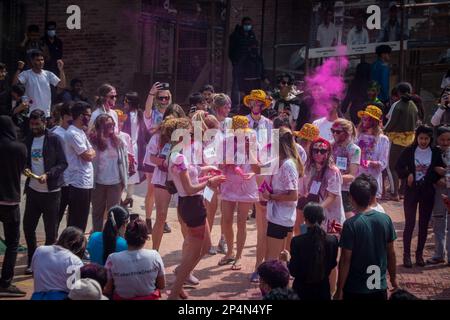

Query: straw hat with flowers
[294,123,320,141]
[232,115,253,133]
[114,109,128,122]
[243,89,272,109]
[357,105,383,122]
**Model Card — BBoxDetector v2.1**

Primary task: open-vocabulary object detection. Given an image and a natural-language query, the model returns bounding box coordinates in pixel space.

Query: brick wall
[20,0,142,100]
[17,0,312,101]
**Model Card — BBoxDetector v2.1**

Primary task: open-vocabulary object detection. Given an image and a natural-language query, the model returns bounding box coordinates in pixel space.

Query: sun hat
[357,105,383,122]
[232,115,253,133]
[243,89,272,109]
[294,123,320,141]
[68,279,109,301]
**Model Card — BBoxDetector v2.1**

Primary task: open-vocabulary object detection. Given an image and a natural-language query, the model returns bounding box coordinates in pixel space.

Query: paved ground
[1,181,450,300]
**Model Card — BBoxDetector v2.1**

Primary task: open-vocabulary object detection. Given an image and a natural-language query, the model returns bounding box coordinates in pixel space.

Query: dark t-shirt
[339,210,397,294]
[289,232,338,299]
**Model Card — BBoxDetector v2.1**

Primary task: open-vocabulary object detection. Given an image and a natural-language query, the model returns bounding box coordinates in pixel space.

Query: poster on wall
[308,0,409,58]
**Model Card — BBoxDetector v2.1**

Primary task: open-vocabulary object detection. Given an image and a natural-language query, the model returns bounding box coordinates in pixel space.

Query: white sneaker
[208,246,217,255]
[185,273,200,286]
[217,237,228,254]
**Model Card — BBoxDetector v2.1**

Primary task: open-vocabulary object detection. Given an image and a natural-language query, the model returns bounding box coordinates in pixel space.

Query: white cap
[68,279,109,300]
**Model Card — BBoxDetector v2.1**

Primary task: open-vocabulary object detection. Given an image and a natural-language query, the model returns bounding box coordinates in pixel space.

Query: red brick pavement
[1,198,449,300]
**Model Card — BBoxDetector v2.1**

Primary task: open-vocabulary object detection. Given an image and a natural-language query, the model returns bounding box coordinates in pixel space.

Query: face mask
[243,25,252,32]
[47,30,56,37]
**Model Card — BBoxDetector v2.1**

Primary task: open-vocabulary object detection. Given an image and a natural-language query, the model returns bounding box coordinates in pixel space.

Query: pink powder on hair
[306,46,349,118]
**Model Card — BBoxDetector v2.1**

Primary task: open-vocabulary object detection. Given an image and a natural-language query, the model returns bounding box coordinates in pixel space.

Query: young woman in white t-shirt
[395,125,443,268]
[260,127,303,261]
[191,111,224,255]
[167,118,226,299]
[142,82,173,233]
[31,227,86,300]
[89,114,128,232]
[104,218,165,300]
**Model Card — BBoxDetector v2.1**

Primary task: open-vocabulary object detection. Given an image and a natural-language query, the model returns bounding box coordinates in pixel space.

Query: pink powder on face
[306,46,349,118]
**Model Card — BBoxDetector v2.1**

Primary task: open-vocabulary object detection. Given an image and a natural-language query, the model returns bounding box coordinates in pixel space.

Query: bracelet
[148,93,155,96]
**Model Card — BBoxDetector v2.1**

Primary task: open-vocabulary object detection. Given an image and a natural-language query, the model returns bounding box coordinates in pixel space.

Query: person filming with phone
[431,85,450,127]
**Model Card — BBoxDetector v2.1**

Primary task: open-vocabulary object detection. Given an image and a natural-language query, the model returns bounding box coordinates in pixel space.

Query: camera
[161,83,170,90]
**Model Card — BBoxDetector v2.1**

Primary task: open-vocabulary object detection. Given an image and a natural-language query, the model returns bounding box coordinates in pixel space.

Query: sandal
[231,259,242,271]
[218,257,235,266]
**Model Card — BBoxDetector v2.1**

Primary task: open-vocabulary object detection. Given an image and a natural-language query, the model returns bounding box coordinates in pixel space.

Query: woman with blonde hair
[167,117,226,299]
[331,118,361,218]
[211,93,233,132]
[218,115,259,271]
[190,111,224,255]
[260,127,303,261]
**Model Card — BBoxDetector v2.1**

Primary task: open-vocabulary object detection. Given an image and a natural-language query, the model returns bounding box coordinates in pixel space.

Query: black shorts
[267,221,293,240]
[341,191,353,213]
[142,164,155,174]
[178,195,207,228]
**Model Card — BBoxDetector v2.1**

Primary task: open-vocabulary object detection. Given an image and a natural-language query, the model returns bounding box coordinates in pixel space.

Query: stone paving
[1,182,449,300]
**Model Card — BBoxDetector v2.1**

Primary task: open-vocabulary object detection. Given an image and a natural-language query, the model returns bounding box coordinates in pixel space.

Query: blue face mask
[243,25,252,32]
[47,30,56,37]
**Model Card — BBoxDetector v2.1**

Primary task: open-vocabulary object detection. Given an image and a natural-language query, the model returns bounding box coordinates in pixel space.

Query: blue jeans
[31,291,68,300]
[432,186,450,261]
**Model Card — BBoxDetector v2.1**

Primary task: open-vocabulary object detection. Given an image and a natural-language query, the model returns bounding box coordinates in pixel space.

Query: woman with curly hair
[167,117,226,299]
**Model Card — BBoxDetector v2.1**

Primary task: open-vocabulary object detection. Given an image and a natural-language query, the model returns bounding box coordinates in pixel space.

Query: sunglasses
[312,148,328,155]
[158,96,170,101]
[280,81,290,85]
[105,122,115,129]
[108,95,118,99]
[331,129,344,135]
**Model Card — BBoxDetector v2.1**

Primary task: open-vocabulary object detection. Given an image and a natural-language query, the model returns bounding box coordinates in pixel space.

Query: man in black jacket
[229,17,257,112]
[0,116,27,297]
[23,109,67,274]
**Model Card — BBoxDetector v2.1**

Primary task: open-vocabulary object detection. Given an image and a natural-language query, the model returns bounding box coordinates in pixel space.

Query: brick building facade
[1,0,313,104]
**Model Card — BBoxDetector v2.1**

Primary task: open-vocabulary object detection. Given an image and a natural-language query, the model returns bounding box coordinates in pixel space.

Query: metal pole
[223,0,232,92]
[399,0,405,82]
[260,0,266,57]
[44,0,49,27]
[272,0,279,81]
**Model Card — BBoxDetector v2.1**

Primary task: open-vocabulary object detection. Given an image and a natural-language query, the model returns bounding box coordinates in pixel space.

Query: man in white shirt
[65,102,96,232]
[12,49,66,118]
[312,96,341,143]
[50,103,73,233]
[316,8,337,48]
[346,15,369,46]
[23,109,67,274]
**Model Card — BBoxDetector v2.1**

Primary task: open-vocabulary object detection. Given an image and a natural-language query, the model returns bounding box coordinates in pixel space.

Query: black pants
[344,290,387,301]
[23,188,61,266]
[67,186,92,233]
[0,205,20,288]
[403,184,435,257]
[56,186,70,234]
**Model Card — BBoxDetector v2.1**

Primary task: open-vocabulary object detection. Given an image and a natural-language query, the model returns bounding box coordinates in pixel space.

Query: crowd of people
[0,39,450,301]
